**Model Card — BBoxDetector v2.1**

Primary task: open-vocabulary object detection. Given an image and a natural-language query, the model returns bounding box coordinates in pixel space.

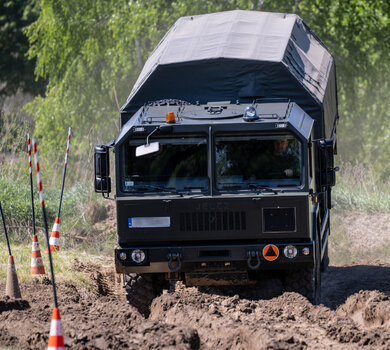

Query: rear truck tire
[284,237,321,305]
[124,273,166,317]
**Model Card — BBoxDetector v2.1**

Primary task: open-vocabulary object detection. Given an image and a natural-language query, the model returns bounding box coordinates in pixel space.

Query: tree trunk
[294,0,301,13]
[135,39,143,70]
[258,0,265,11]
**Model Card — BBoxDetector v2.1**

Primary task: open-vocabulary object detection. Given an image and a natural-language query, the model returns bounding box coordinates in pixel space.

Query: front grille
[180,211,246,232]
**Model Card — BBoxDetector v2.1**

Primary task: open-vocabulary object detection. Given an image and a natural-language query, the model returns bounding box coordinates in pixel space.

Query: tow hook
[167,252,182,272]
[247,250,261,270]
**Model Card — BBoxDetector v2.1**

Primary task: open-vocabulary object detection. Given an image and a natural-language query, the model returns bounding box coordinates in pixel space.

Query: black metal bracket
[167,252,182,272]
[247,250,261,270]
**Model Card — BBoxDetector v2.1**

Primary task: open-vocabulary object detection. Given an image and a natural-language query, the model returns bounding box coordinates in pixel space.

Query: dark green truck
[95,10,339,314]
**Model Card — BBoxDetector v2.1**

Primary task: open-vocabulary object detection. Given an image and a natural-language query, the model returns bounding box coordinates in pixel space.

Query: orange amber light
[166,112,176,123]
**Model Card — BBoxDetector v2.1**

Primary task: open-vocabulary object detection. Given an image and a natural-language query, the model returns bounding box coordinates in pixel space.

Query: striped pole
[47,127,71,253]
[28,134,46,275]
[27,134,36,237]
[0,201,12,256]
[32,138,59,309]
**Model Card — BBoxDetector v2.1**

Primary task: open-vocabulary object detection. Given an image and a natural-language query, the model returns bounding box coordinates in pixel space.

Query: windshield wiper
[248,184,279,194]
[219,182,245,189]
[219,182,279,194]
[132,184,183,197]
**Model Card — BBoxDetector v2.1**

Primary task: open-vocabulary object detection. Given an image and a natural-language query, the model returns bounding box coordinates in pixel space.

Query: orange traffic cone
[48,308,65,350]
[31,235,46,275]
[46,217,60,253]
[5,255,22,298]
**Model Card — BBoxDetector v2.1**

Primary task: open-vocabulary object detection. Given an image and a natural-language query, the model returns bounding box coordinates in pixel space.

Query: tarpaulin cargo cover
[121,10,338,138]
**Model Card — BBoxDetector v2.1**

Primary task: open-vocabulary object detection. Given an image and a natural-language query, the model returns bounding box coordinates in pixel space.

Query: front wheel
[124,273,166,317]
[284,239,321,304]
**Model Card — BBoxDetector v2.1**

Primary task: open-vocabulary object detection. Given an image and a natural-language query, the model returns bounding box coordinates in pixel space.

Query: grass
[329,162,390,264]
[333,162,390,213]
[0,174,83,232]
[0,239,111,291]
[0,174,116,290]
[0,174,114,249]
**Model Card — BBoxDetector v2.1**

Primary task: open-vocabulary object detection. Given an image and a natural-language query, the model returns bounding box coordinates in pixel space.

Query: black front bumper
[115,241,315,273]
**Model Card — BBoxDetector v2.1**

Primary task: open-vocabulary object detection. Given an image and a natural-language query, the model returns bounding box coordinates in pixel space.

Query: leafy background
[0,0,389,246]
[1,0,388,173]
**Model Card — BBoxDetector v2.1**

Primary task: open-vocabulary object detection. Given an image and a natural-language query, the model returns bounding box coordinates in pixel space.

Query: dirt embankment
[0,261,390,349]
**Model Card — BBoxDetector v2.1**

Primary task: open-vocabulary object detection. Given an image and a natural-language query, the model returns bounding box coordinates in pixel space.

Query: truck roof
[121,10,338,138]
[115,100,314,146]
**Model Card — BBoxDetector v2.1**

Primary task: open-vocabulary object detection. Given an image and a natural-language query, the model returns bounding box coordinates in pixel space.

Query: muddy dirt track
[1,261,390,349]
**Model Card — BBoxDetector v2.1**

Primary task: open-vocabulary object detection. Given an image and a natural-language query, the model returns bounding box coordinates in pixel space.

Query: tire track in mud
[0,262,389,349]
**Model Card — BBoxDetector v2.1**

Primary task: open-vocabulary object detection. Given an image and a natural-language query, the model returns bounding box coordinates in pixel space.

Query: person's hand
[284,169,293,177]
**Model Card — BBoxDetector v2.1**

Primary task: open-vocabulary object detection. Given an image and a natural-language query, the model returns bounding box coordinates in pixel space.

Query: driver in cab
[249,138,299,180]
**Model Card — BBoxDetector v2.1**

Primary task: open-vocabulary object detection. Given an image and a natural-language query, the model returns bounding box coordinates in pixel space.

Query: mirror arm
[146,127,160,145]
[105,139,115,148]
[102,193,115,201]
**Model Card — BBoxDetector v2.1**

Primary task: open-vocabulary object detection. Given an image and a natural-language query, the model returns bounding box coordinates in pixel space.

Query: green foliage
[24,0,390,178]
[0,0,45,98]
[0,175,93,239]
[23,0,252,160]
[0,110,29,153]
[297,0,390,177]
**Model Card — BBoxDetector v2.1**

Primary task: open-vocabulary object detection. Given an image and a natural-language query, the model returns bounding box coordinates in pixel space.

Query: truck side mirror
[94,145,111,194]
[135,125,169,157]
[136,142,160,157]
[319,139,336,187]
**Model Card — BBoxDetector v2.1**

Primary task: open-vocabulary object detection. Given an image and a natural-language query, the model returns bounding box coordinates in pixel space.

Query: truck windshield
[122,136,208,193]
[215,134,302,190]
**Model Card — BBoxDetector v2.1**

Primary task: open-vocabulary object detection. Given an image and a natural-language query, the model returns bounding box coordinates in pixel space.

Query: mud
[0,262,389,349]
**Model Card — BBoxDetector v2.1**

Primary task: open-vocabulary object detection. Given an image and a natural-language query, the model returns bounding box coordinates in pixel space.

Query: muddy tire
[284,268,316,302]
[284,239,321,304]
[124,273,165,317]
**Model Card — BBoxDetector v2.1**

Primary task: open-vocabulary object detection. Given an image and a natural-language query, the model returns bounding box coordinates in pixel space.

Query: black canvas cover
[121,10,338,138]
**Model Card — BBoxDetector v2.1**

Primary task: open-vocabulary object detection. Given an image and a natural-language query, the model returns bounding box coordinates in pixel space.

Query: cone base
[45,246,60,254]
[30,267,46,275]
[6,256,22,299]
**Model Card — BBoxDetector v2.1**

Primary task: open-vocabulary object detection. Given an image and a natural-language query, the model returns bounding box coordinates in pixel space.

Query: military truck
[94,10,338,313]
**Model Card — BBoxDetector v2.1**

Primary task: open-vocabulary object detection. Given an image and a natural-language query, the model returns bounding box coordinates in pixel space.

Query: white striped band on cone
[64,127,71,166]
[47,308,65,350]
[32,138,45,207]
[31,234,45,275]
[46,217,60,253]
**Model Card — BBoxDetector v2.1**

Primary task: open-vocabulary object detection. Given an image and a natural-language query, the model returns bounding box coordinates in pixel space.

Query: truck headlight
[131,249,146,264]
[283,245,297,259]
